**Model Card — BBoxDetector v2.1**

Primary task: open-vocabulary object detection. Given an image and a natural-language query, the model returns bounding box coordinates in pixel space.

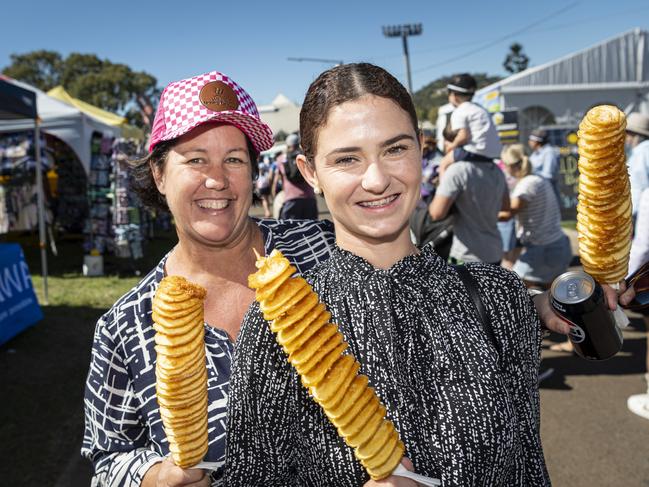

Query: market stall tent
[258,94,301,137]
[0,78,48,302]
[0,79,37,119]
[0,75,120,175]
[474,28,649,140]
[47,86,144,140]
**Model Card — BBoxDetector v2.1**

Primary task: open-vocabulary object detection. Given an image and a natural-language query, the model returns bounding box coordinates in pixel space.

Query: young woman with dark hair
[225,63,551,486]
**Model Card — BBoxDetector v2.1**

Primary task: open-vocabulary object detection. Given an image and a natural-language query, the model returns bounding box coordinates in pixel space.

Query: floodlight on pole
[382,23,422,93]
[287,57,344,66]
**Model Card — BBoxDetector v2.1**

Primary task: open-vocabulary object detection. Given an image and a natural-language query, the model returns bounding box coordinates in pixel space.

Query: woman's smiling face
[153,123,255,248]
[304,95,421,246]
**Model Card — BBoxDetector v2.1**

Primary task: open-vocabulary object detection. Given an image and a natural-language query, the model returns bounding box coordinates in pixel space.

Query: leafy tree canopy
[412,73,502,123]
[3,50,159,128]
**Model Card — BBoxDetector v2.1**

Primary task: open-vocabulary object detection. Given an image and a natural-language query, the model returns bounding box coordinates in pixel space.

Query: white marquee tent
[259,94,301,137]
[474,28,649,140]
[0,76,120,174]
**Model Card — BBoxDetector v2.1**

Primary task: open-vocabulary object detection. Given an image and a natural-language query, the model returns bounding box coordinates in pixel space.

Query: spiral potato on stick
[576,105,632,284]
[152,276,209,468]
[249,249,405,480]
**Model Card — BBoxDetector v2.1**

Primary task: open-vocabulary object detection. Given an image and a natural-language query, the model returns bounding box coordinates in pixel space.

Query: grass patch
[561,220,577,230]
[31,275,141,309]
[1,230,177,486]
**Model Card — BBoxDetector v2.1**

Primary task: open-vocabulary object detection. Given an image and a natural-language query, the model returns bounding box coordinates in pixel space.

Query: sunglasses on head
[622,261,649,312]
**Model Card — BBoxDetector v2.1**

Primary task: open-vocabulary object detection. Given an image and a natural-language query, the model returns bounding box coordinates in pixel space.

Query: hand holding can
[550,271,623,361]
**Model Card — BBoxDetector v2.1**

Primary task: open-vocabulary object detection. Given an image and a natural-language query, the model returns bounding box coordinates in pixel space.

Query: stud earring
[314,185,322,195]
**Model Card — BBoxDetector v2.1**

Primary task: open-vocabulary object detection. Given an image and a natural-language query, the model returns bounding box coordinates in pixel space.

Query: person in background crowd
[500,143,573,357]
[410,128,453,259]
[438,73,501,175]
[270,151,282,193]
[274,133,318,220]
[496,150,522,270]
[81,70,335,487]
[429,123,508,265]
[255,154,273,217]
[627,187,649,420]
[528,128,560,201]
[271,151,285,218]
[420,128,443,202]
[626,112,649,221]
[499,143,572,289]
[622,112,649,399]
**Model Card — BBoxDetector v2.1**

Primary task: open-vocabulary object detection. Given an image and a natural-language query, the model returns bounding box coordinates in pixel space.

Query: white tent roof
[0,77,120,174]
[476,28,648,98]
[258,93,301,137]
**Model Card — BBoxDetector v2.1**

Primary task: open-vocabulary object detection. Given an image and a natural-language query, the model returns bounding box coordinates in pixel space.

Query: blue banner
[0,244,43,346]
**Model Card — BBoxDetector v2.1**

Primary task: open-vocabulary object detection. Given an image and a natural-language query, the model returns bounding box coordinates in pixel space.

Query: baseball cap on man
[149,71,274,154]
[446,73,477,94]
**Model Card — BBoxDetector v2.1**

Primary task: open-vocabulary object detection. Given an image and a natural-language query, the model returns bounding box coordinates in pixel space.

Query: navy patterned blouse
[225,244,551,486]
[81,219,335,487]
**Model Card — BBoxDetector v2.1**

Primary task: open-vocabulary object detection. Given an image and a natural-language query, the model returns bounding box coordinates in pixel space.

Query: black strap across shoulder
[453,264,500,357]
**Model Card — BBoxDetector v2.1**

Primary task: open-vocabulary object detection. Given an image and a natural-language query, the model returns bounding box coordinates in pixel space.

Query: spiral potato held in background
[152,276,209,468]
[248,249,405,480]
[576,105,632,284]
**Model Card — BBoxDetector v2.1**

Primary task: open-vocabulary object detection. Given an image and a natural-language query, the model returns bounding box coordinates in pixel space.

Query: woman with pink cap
[81,71,335,486]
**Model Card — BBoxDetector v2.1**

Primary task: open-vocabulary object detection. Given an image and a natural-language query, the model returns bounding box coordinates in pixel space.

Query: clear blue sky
[1,0,648,107]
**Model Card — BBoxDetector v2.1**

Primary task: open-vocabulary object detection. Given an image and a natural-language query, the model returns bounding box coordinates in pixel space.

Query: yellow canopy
[47,86,144,140]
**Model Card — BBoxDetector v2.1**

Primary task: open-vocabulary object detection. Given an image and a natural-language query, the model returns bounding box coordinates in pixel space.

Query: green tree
[2,50,63,91]
[503,43,530,74]
[2,51,159,129]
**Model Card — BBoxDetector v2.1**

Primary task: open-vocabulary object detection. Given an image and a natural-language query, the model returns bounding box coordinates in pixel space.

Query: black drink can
[550,270,623,361]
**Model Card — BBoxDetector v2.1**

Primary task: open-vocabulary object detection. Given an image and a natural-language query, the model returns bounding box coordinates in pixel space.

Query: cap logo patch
[199,81,239,112]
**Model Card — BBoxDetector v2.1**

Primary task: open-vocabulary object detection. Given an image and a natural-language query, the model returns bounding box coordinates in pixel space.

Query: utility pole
[382,24,422,94]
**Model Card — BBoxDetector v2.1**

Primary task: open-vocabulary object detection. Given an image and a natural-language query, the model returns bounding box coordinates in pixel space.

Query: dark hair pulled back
[299,63,419,161]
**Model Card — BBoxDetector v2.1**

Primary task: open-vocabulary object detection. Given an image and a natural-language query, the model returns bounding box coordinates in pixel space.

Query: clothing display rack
[111,138,147,260]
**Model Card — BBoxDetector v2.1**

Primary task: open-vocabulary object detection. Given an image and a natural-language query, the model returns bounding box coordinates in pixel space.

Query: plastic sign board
[0,244,43,345]
[492,109,519,145]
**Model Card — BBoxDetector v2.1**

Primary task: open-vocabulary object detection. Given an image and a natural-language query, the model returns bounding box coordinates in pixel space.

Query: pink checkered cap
[148,71,274,154]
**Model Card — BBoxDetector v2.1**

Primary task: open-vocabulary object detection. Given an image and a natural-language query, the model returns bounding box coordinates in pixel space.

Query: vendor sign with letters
[0,243,43,345]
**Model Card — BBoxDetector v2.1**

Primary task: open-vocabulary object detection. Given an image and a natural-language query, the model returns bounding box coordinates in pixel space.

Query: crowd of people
[252,132,318,220]
[80,66,648,486]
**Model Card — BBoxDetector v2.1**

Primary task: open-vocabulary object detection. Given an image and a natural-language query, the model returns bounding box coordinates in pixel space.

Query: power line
[376,6,647,64]
[287,57,343,66]
[413,0,580,74]
[518,6,649,35]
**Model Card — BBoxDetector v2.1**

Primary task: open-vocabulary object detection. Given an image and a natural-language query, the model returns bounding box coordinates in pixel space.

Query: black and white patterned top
[81,218,335,487]
[225,244,551,486]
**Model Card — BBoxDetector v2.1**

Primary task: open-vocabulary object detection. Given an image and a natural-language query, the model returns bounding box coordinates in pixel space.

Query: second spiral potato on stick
[248,249,405,480]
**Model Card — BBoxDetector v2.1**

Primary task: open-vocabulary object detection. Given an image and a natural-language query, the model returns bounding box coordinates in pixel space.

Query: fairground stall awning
[0,79,37,119]
[474,28,649,139]
[0,76,120,174]
[0,78,49,305]
[47,86,143,140]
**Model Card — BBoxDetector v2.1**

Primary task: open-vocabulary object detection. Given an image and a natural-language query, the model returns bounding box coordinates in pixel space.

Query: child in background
[438,73,501,175]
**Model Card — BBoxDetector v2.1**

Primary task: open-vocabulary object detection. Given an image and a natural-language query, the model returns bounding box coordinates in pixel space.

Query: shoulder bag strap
[453,264,500,358]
